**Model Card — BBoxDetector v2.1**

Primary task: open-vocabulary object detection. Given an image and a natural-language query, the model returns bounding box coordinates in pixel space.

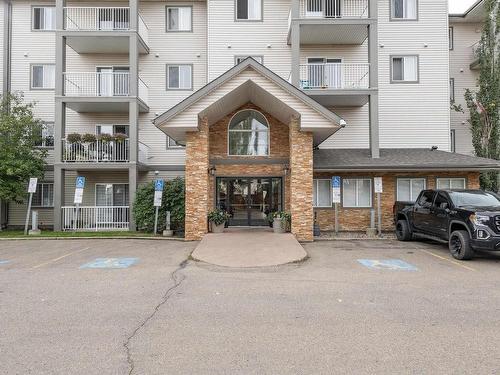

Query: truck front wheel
[449,230,474,260]
[395,220,412,241]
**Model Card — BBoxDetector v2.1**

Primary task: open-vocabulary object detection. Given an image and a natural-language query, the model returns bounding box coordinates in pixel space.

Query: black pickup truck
[394,189,500,260]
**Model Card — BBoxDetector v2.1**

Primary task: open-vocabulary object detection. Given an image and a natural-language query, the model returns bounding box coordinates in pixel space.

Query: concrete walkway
[191,228,308,268]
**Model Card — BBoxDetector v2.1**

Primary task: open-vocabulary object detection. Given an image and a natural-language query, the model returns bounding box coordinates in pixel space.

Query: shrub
[113,133,128,143]
[268,211,291,230]
[66,133,82,144]
[97,133,113,143]
[81,133,97,143]
[132,177,185,233]
[207,209,230,225]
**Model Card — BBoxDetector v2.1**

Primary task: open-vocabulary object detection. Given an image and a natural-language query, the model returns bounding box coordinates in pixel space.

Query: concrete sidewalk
[191,228,308,267]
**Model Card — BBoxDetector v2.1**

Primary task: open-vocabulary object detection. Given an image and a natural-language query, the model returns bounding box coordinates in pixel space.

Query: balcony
[295,63,371,106]
[62,72,149,112]
[290,0,371,45]
[62,206,129,231]
[470,41,480,70]
[61,139,149,165]
[63,7,149,54]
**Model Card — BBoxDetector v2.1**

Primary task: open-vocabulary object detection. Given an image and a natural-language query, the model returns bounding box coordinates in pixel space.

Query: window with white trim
[436,178,466,190]
[391,56,418,83]
[313,179,332,207]
[228,109,269,156]
[449,27,454,50]
[391,0,417,20]
[166,136,184,148]
[35,122,55,147]
[32,7,55,30]
[31,64,55,89]
[450,130,456,153]
[235,56,263,65]
[236,0,262,20]
[397,178,426,202]
[166,6,192,31]
[450,78,455,102]
[166,65,192,90]
[343,179,372,207]
[32,183,54,207]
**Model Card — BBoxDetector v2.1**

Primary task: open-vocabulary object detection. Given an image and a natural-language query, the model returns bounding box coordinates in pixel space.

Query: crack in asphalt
[123,259,189,375]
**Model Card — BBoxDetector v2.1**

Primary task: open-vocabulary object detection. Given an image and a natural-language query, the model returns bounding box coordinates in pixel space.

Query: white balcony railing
[138,141,150,164]
[471,41,481,60]
[62,139,130,163]
[63,72,148,103]
[138,14,149,44]
[62,206,130,231]
[299,63,370,89]
[300,0,368,18]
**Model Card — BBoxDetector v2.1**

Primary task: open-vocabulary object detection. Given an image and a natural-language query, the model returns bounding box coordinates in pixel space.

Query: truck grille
[495,216,500,233]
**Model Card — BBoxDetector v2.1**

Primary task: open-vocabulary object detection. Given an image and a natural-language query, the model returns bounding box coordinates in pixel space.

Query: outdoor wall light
[283,165,290,176]
[208,166,217,176]
[379,44,384,48]
[267,44,271,48]
[227,45,232,49]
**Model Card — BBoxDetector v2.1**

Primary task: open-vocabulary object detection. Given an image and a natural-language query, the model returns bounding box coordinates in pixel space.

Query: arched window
[228,109,269,156]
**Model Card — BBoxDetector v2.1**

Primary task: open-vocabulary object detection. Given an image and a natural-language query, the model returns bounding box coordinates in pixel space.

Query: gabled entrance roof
[154,58,344,145]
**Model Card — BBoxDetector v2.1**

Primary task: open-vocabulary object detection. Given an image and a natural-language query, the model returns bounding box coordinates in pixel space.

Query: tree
[464,0,500,191]
[0,93,47,207]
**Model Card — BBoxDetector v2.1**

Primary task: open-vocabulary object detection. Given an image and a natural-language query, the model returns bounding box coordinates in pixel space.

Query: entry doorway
[216,177,283,226]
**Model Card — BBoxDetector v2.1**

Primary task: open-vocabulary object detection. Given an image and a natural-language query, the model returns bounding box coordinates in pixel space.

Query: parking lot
[1,238,500,374]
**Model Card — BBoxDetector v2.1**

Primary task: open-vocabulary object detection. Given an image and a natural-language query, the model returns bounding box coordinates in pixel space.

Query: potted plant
[113,133,128,143]
[269,211,291,234]
[66,133,82,144]
[208,209,230,233]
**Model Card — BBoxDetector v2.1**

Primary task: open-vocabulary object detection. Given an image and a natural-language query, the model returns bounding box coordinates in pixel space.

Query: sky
[449,0,478,14]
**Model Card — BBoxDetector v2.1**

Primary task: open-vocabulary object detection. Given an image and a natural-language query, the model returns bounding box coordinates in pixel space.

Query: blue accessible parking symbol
[80,258,138,269]
[357,259,418,271]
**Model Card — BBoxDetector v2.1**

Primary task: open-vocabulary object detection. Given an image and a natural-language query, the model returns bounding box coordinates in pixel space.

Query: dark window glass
[237,0,249,19]
[434,192,450,209]
[417,191,435,208]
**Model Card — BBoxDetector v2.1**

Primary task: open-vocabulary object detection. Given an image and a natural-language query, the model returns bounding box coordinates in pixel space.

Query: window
[449,27,454,50]
[391,0,417,20]
[166,136,184,148]
[343,179,372,208]
[397,178,426,202]
[31,64,55,89]
[32,183,54,207]
[96,124,129,136]
[96,184,129,206]
[436,178,466,190]
[166,6,192,31]
[391,56,418,83]
[313,179,332,207]
[417,190,435,208]
[228,109,269,156]
[235,56,263,65]
[450,129,456,153]
[236,0,262,20]
[434,192,450,210]
[450,78,455,102]
[166,65,192,90]
[32,6,55,30]
[35,122,54,147]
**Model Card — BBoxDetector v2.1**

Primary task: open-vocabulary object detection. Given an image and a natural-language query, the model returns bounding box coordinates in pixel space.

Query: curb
[0,236,185,241]
[314,237,396,241]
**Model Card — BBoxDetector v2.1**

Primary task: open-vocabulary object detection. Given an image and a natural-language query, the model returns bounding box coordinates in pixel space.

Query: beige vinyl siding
[319,106,369,148]
[208,0,291,80]
[63,171,128,206]
[449,22,481,155]
[138,170,185,187]
[378,0,450,150]
[300,43,369,64]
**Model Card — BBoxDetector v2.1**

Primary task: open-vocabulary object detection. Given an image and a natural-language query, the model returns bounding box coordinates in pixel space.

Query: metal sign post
[24,178,38,235]
[153,179,164,235]
[332,176,341,235]
[374,177,383,237]
[73,176,85,232]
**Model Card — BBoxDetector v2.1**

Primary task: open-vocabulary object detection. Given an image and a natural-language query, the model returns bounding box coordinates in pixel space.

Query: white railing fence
[62,139,130,162]
[471,41,481,59]
[138,14,149,43]
[64,7,130,31]
[64,72,130,97]
[62,206,130,231]
[138,78,149,104]
[300,0,368,18]
[138,141,150,164]
[299,63,370,89]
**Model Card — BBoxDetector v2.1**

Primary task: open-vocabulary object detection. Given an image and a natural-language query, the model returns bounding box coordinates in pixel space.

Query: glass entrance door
[216,177,282,226]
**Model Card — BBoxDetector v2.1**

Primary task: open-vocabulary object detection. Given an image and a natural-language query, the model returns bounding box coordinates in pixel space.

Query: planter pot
[211,222,225,233]
[273,218,285,234]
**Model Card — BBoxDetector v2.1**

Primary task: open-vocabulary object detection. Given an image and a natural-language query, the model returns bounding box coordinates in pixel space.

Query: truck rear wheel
[449,230,474,260]
[395,220,412,241]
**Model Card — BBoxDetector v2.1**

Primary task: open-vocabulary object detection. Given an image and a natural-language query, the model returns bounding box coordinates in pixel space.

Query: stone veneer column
[184,117,210,240]
[289,116,314,242]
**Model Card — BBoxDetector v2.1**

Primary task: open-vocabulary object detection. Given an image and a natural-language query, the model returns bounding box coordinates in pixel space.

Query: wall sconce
[283,165,290,176]
[208,166,217,176]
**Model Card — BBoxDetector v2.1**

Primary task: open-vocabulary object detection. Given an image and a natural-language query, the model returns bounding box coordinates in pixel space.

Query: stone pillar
[289,116,314,242]
[184,117,210,240]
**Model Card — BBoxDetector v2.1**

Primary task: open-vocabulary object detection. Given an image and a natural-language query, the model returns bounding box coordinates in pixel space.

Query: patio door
[98,8,129,30]
[96,67,129,96]
[307,58,342,88]
[306,0,341,17]
[95,184,129,228]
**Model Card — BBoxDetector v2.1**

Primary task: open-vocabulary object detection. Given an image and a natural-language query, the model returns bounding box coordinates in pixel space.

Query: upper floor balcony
[63,7,149,54]
[289,0,373,45]
[470,41,480,70]
[62,71,149,113]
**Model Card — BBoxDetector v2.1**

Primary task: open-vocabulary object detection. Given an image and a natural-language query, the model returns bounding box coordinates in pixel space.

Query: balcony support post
[368,0,377,19]
[367,0,378,159]
[291,23,300,87]
[369,93,379,159]
[129,101,138,163]
[53,166,65,231]
[129,0,138,31]
[128,165,137,231]
[291,0,300,18]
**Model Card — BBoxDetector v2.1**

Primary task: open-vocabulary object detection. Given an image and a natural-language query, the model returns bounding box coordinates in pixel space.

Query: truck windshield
[448,191,500,208]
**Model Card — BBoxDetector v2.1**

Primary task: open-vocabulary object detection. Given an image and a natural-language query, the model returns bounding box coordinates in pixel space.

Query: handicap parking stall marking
[357,259,418,271]
[80,258,139,269]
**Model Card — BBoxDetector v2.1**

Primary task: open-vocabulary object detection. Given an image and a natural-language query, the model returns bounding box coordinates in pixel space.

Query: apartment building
[449,0,485,155]
[1,0,499,240]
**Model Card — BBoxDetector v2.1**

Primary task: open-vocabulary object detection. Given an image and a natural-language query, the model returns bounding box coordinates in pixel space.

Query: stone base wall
[314,171,480,232]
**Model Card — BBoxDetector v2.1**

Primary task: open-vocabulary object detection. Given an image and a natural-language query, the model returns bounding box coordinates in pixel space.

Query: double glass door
[216,177,283,226]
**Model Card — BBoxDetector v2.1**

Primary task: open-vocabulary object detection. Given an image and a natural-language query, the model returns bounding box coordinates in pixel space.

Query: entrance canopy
[154,58,344,146]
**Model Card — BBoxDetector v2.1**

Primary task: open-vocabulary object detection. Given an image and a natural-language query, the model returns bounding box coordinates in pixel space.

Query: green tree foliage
[0,94,47,203]
[465,0,500,191]
[133,177,185,233]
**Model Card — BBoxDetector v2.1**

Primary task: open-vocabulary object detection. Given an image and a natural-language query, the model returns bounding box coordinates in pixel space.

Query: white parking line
[421,249,476,272]
[32,247,90,269]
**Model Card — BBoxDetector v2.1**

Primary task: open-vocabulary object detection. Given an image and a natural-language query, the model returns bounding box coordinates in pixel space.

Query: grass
[0,230,164,238]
